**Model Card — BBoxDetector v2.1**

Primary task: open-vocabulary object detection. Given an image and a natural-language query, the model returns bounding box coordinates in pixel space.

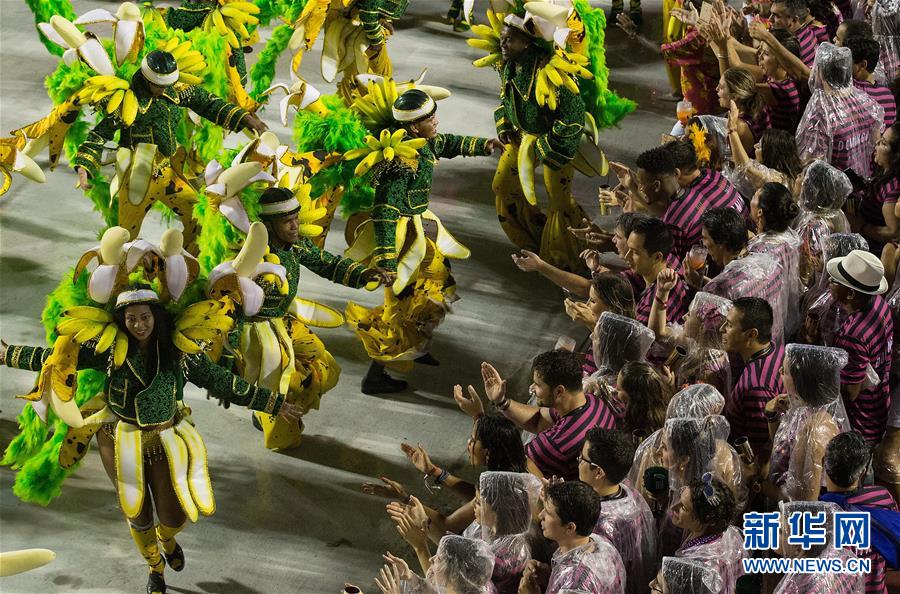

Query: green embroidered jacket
[368,133,490,271]
[6,343,283,427]
[494,46,585,170]
[165,1,248,82]
[357,0,409,45]
[72,75,249,177]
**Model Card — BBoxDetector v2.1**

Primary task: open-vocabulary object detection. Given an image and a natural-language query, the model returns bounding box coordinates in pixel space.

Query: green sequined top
[494,46,585,169]
[6,343,283,427]
[165,0,248,82]
[368,133,490,271]
[255,238,369,320]
[357,0,409,45]
[72,75,249,177]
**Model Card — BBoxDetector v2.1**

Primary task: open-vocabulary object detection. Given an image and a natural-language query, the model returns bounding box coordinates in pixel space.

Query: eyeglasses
[578,454,601,469]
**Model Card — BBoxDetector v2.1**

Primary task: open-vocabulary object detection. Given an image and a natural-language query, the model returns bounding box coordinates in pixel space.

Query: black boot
[164,544,185,572]
[414,353,440,367]
[361,361,408,395]
[147,571,166,594]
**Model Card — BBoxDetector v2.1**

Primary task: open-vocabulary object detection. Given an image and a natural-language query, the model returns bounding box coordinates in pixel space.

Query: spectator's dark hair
[760,129,803,179]
[870,123,900,200]
[757,182,799,233]
[480,473,535,536]
[805,0,835,34]
[585,428,636,484]
[114,283,175,372]
[590,272,637,319]
[616,211,647,237]
[773,0,808,18]
[824,431,872,488]
[664,139,699,172]
[819,45,853,87]
[636,146,677,176]
[532,350,584,392]
[617,361,670,434]
[701,207,748,253]
[839,19,873,41]
[630,216,674,258]
[689,476,736,533]
[474,416,528,472]
[769,28,801,59]
[845,36,881,72]
[732,297,773,342]
[546,481,602,536]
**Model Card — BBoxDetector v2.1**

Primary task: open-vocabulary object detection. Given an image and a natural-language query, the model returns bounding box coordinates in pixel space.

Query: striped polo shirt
[635,274,691,326]
[664,190,709,262]
[766,77,802,132]
[799,91,883,177]
[688,168,748,218]
[726,342,785,456]
[823,486,898,594]
[547,534,626,594]
[860,176,900,229]
[833,295,894,444]
[741,111,772,146]
[525,393,617,480]
[795,22,823,67]
[774,551,865,593]
[854,79,897,128]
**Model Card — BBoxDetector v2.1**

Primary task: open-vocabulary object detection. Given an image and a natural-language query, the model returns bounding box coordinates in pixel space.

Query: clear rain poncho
[667,293,734,395]
[403,535,497,594]
[588,312,655,399]
[674,525,748,594]
[594,482,658,594]
[769,344,851,502]
[774,501,865,594]
[628,384,727,494]
[873,0,900,83]
[794,161,853,289]
[796,44,885,177]
[658,556,724,594]
[803,234,868,346]
[659,415,744,505]
[478,472,541,594]
[691,115,733,174]
[801,232,866,313]
[748,229,803,337]
[546,534,627,594]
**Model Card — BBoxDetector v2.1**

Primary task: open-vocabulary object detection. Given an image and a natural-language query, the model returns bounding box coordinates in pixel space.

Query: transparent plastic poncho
[769,344,852,501]
[801,232,867,315]
[402,535,496,594]
[546,534,627,594]
[704,252,786,343]
[796,44,885,177]
[748,229,803,337]
[668,293,734,394]
[693,115,733,174]
[793,160,853,289]
[628,384,727,493]
[873,0,900,83]
[674,525,747,593]
[593,483,658,594]
[478,472,541,593]
[659,556,723,594]
[728,159,794,200]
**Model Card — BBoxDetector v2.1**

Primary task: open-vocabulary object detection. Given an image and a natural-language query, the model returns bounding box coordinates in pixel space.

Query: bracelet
[494,398,511,411]
[654,297,668,308]
[435,469,449,485]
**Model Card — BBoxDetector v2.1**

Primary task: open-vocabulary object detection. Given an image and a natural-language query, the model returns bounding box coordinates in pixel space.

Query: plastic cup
[686,244,708,270]
[676,100,693,124]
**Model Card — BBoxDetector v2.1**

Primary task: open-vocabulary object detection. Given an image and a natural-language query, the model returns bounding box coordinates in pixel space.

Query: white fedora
[826,249,888,295]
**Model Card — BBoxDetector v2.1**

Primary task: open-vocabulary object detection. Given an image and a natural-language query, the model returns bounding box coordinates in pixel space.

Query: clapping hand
[580,249,601,272]
[400,442,435,475]
[481,362,507,405]
[453,384,485,418]
[362,475,409,501]
[616,12,638,38]
[670,3,700,27]
[564,298,596,327]
[389,497,429,552]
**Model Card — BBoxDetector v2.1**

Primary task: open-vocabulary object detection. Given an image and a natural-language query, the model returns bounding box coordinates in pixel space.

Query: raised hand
[511,250,544,273]
[400,442,435,475]
[656,267,678,293]
[362,475,409,500]
[453,384,485,418]
[481,362,507,404]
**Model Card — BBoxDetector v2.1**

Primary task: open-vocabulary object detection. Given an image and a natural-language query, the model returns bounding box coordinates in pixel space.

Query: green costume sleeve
[430,134,491,159]
[294,238,369,288]
[5,344,108,372]
[183,353,284,415]
[176,84,249,131]
[494,104,513,137]
[357,0,387,45]
[535,86,585,170]
[72,115,120,177]
[369,162,411,272]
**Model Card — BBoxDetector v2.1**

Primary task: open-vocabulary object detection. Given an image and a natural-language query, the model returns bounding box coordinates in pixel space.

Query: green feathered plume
[250,24,294,101]
[573,0,636,129]
[292,95,374,215]
[255,0,309,26]
[24,0,76,56]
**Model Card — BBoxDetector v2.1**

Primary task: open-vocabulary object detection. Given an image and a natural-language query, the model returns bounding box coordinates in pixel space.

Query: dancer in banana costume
[69,50,267,254]
[216,191,387,450]
[0,280,300,594]
[343,89,502,394]
[165,0,262,109]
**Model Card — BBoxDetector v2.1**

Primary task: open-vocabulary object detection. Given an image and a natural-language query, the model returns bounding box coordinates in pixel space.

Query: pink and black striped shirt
[727,343,785,456]
[833,295,894,444]
[860,176,900,231]
[854,79,897,128]
[525,393,617,480]
[688,168,748,218]
[635,274,691,326]
[663,191,709,262]
[796,22,824,67]
[766,77,803,132]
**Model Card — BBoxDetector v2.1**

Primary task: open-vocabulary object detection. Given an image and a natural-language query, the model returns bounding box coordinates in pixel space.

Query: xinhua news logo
[740,511,872,575]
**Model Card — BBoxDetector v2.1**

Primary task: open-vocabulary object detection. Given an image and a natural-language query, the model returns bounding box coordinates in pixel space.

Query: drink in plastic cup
[686,244,708,270]
[555,336,577,352]
[676,100,693,124]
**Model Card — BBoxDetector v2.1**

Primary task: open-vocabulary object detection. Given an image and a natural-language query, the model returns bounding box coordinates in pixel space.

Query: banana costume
[4,288,284,589]
[71,50,252,254]
[216,194,370,451]
[344,89,492,367]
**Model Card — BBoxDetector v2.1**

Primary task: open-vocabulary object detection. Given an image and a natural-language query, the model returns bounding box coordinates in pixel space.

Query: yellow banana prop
[518,134,538,206]
[344,129,427,177]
